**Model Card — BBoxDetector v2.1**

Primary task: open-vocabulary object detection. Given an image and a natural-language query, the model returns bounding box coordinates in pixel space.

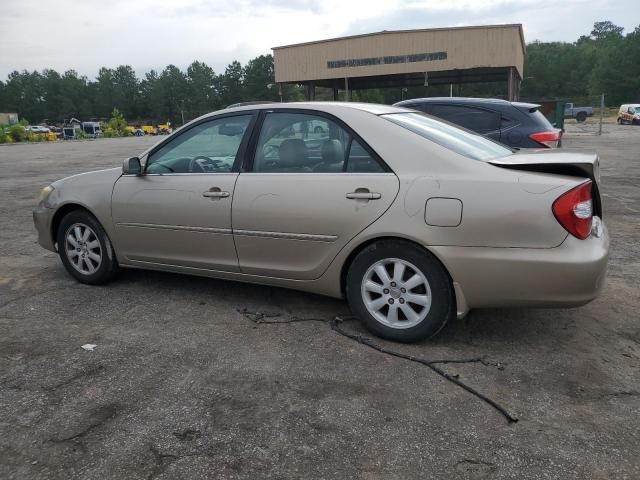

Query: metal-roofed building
[273,24,525,101]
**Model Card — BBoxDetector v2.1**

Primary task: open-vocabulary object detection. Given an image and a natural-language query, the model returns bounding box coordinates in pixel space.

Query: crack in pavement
[236,308,518,423]
[43,364,105,391]
[52,403,119,444]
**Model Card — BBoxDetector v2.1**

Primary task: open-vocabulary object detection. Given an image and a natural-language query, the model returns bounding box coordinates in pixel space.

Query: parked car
[564,103,593,123]
[394,97,562,149]
[33,102,608,343]
[26,125,51,134]
[617,104,640,125]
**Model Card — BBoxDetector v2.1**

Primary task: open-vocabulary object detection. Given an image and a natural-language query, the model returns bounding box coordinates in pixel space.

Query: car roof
[394,97,540,110]
[211,101,412,116]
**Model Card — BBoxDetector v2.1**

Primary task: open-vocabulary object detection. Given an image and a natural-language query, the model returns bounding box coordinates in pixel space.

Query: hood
[52,167,122,189]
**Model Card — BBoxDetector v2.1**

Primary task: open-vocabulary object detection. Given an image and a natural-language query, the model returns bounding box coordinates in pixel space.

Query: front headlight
[38,185,54,206]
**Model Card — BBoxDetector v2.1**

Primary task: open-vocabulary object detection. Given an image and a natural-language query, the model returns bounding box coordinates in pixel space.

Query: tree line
[0,55,306,126]
[0,21,638,126]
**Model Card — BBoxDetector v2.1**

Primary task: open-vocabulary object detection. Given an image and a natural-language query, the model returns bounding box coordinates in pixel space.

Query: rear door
[231,110,399,280]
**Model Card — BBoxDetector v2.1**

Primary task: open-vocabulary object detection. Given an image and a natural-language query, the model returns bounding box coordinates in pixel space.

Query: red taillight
[552,180,593,240]
[530,130,561,148]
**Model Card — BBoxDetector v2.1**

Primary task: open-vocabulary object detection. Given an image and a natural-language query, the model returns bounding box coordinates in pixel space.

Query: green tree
[102,107,129,136]
[220,60,244,107]
[186,61,219,117]
[591,21,624,40]
[243,54,278,102]
[112,65,139,118]
[158,65,188,124]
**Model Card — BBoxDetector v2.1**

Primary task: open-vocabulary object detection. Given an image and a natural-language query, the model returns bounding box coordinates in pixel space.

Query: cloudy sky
[1,0,638,80]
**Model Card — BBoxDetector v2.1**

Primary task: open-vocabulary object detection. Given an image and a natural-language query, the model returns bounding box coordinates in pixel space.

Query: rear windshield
[382,112,513,161]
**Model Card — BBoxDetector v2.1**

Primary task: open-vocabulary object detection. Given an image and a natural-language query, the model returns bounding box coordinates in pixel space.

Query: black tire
[617,117,622,125]
[576,112,587,123]
[346,240,454,343]
[56,210,119,285]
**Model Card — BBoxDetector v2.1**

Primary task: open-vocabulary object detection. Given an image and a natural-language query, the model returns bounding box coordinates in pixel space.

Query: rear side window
[429,104,501,133]
[383,112,513,161]
[252,112,385,173]
[527,109,555,130]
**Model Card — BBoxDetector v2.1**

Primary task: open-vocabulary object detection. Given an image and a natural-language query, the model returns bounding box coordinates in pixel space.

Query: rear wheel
[56,210,119,285]
[346,240,454,343]
[576,112,587,123]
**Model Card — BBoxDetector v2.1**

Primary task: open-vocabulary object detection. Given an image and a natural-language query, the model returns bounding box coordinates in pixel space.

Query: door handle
[346,191,381,200]
[202,188,230,199]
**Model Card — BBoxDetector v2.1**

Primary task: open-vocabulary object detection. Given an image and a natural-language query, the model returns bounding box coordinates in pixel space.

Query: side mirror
[123,156,142,175]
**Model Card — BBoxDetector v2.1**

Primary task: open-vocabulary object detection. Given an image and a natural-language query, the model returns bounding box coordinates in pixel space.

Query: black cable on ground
[236,308,518,423]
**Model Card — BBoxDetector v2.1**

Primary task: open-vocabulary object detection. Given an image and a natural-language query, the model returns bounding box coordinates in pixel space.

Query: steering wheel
[189,155,224,173]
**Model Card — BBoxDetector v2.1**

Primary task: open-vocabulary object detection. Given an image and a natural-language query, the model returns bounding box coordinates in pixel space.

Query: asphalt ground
[1,123,639,479]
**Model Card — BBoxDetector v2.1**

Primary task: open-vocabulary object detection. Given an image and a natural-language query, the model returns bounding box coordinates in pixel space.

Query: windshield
[382,112,513,161]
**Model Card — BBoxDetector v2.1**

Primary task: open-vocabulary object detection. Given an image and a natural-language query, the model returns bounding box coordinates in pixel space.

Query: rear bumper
[33,204,56,252]
[431,224,609,316]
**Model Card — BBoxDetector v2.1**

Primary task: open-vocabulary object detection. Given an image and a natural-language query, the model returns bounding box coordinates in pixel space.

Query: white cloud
[0,0,638,80]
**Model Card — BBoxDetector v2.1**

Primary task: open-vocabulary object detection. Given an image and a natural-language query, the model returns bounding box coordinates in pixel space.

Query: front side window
[146,115,252,174]
[252,112,384,173]
[383,112,513,161]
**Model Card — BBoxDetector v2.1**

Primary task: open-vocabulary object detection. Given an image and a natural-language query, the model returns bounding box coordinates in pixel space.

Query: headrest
[321,139,344,164]
[279,139,307,167]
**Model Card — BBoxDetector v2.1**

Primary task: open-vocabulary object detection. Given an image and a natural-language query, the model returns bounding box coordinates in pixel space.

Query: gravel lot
[1,124,639,479]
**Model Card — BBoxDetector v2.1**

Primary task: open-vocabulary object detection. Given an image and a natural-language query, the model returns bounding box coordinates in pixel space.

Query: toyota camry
[33,102,609,342]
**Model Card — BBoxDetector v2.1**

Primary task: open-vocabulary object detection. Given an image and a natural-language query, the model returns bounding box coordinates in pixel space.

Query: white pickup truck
[564,103,594,123]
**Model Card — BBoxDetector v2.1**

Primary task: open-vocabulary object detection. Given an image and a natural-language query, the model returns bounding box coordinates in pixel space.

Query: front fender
[47,167,122,241]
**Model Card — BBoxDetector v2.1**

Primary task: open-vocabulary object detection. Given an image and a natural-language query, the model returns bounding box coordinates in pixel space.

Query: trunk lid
[489,150,602,216]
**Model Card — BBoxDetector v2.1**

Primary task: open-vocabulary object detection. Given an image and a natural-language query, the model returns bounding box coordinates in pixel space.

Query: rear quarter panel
[338,111,576,249]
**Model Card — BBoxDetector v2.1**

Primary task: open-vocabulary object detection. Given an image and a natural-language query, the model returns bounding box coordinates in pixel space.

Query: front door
[111,114,254,272]
[232,111,399,280]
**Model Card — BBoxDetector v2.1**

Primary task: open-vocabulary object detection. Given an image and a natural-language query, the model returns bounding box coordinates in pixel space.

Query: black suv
[393,97,561,149]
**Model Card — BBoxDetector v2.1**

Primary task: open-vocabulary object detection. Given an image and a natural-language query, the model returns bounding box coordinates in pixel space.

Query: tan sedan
[33,103,609,342]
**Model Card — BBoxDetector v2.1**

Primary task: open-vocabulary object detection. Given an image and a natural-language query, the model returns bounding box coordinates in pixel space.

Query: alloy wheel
[64,223,102,275]
[361,258,432,329]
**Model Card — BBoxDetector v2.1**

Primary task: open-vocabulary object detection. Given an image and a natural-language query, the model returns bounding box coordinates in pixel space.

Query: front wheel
[346,240,454,343]
[56,210,119,285]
